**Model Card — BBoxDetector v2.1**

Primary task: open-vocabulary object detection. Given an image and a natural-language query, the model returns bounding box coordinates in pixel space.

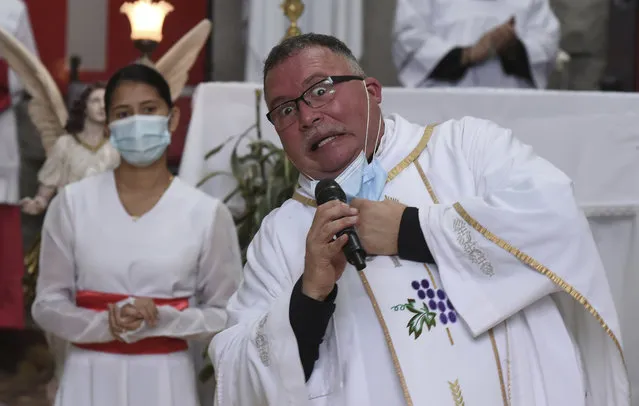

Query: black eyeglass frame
[265,75,364,126]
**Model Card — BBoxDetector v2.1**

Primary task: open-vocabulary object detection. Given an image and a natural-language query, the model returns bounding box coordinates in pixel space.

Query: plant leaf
[198,363,215,382]
[204,139,232,160]
[223,187,241,204]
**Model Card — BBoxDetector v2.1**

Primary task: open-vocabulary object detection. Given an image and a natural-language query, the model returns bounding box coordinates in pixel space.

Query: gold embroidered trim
[489,330,510,406]
[453,202,625,361]
[386,124,436,183]
[423,263,438,289]
[446,327,455,346]
[448,379,466,406]
[291,193,316,207]
[291,124,437,206]
[414,160,439,204]
[418,160,509,406]
[358,272,413,406]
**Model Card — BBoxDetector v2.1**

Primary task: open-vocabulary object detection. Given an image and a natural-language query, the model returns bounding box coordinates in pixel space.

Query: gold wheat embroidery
[448,379,466,406]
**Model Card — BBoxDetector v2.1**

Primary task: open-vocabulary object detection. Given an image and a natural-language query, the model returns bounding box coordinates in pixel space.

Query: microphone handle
[337,227,367,271]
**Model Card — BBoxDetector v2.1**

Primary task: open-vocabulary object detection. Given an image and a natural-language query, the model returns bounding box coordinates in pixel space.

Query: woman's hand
[107,297,159,340]
[130,297,159,327]
[107,303,143,340]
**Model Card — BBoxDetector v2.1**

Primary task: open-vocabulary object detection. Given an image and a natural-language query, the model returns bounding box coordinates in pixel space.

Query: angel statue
[0,18,212,405]
[20,82,119,215]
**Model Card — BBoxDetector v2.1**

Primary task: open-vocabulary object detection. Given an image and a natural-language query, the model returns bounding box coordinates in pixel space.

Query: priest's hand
[350,198,407,256]
[303,200,357,301]
[490,17,517,53]
[468,31,495,64]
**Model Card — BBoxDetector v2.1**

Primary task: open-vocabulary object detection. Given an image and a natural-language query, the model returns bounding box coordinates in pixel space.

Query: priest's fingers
[319,215,358,243]
[313,200,356,225]
[327,234,349,256]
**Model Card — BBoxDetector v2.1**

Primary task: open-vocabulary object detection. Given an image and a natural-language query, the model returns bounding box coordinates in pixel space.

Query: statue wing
[0,26,67,155]
[155,19,212,102]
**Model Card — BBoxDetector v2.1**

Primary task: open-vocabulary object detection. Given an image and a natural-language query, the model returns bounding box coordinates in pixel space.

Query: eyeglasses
[266,75,364,130]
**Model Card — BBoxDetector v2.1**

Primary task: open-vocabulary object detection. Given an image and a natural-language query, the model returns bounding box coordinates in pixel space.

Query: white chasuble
[211,114,628,406]
[359,255,506,405]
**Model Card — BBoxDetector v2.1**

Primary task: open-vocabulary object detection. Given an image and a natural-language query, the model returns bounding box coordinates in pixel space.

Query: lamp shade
[120,0,174,42]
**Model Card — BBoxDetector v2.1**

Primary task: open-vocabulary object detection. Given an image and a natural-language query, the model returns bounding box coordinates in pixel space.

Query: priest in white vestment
[0,0,39,329]
[392,0,560,89]
[243,0,362,82]
[210,34,629,405]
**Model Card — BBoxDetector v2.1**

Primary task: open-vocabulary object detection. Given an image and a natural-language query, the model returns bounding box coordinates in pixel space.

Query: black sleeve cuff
[397,207,435,264]
[429,47,469,82]
[498,38,535,86]
[289,277,337,381]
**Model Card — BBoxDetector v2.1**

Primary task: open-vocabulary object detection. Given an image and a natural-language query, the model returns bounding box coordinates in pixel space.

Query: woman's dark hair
[64,82,106,135]
[104,63,173,118]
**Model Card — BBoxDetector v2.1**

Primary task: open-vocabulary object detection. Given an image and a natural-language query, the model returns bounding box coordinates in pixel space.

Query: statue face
[86,88,106,124]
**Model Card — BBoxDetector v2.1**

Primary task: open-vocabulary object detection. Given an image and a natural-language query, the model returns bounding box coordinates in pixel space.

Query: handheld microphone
[314,179,367,271]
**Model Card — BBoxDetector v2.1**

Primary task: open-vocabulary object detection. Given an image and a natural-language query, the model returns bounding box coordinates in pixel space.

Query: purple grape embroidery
[392,279,459,339]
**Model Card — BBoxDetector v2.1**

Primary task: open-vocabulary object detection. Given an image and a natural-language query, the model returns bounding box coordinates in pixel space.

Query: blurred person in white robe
[32,64,242,406]
[210,33,628,406]
[392,0,560,89]
[243,0,362,82]
[0,0,38,330]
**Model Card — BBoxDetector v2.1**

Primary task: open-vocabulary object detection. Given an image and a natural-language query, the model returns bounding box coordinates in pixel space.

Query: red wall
[23,0,67,87]
[22,0,208,165]
[24,0,207,87]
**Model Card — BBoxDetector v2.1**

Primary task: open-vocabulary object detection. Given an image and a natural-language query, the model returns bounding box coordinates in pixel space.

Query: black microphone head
[315,179,346,205]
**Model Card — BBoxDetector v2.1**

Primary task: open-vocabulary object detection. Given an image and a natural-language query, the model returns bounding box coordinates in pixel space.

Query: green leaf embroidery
[392,298,437,339]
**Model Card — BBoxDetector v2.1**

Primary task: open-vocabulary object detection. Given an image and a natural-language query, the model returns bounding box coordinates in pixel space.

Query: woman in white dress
[32,64,243,406]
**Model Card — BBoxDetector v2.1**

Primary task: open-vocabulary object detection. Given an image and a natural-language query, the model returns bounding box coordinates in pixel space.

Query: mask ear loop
[286,151,315,182]
[362,80,383,161]
[363,80,371,157]
[372,114,382,158]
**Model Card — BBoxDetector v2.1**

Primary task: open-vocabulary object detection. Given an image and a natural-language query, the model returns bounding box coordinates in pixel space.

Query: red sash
[0,60,11,113]
[74,290,189,355]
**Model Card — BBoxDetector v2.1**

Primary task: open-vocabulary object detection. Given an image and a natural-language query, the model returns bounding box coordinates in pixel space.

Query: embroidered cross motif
[453,218,494,276]
[254,315,270,366]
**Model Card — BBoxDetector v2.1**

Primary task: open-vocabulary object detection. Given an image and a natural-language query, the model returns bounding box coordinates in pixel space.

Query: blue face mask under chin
[109,114,171,167]
[311,149,388,203]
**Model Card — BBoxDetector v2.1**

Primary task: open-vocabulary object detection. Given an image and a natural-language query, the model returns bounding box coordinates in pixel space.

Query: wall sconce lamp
[120,0,174,61]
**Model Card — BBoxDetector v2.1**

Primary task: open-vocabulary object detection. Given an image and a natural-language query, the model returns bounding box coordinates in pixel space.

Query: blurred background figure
[391,0,560,89]
[242,0,362,82]
[547,0,611,90]
[0,0,39,331]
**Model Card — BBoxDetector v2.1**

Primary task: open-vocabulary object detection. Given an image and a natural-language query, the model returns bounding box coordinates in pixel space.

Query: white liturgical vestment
[210,114,628,405]
[392,0,560,89]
